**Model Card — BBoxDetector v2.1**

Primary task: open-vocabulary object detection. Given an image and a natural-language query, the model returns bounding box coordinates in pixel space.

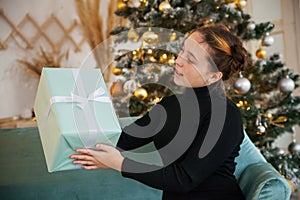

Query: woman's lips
[175,69,183,76]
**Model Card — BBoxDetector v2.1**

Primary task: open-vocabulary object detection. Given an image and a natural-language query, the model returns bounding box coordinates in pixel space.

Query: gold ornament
[112,67,123,76]
[146,49,153,54]
[138,0,147,10]
[149,56,157,62]
[110,81,125,97]
[255,48,267,59]
[147,65,161,73]
[132,48,143,60]
[168,55,176,65]
[128,28,139,42]
[235,0,247,9]
[269,116,288,128]
[117,0,128,11]
[153,96,163,104]
[169,32,177,42]
[134,87,148,100]
[142,29,158,45]
[236,100,250,110]
[159,0,171,12]
[159,53,168,63]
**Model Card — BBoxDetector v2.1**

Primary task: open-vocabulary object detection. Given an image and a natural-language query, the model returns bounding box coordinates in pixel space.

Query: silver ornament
[247,21,256,30]
[288,141,300,153]
[262,35,274,46]
[234,77,251,94]
[278,76,295,93]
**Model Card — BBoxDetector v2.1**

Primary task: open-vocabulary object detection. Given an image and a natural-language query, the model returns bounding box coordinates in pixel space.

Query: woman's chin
[174,76,185,87]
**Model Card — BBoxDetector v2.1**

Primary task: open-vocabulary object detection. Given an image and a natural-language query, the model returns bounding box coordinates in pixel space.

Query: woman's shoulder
[226,98,242,117]
[157,94,179,105]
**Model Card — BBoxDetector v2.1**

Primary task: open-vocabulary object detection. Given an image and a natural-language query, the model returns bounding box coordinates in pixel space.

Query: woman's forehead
[185,32,208,48]
[184,32,210,58]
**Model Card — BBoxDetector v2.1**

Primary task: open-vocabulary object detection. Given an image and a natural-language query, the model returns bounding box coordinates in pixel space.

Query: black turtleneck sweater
[117,85,245,200]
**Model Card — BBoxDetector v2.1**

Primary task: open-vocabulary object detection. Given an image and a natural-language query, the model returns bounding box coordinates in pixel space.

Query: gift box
[34,68,121,172]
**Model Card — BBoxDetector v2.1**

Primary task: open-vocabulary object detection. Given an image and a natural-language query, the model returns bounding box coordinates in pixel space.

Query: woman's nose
[175,55,184,67]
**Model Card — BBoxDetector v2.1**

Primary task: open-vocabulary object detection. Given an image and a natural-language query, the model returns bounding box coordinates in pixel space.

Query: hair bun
[230,45,251,73]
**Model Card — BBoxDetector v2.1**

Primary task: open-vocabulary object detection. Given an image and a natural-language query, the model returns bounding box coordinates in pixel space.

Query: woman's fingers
[82,165,98,170]
[76,148,92,155]
[73,160,94,165]
[70,154,94,161]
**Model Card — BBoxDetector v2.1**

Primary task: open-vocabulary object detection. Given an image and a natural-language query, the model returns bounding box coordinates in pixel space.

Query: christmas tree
[109,0,300,190]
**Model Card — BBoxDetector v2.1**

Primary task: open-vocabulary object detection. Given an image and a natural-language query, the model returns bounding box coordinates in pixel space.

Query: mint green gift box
[34,68,122,173]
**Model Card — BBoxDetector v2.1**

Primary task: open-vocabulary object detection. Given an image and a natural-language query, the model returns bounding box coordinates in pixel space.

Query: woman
[70,25,251,199]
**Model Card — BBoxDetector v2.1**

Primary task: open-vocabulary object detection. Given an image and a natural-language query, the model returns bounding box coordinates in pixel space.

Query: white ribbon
[46,87,111,111]
[41,69,112,148]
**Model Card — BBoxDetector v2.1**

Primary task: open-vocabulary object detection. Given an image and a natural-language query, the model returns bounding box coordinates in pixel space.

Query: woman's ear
[207,72,223,85]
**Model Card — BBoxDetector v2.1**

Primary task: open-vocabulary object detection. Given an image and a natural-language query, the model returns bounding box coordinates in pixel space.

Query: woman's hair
[192,25,252,81]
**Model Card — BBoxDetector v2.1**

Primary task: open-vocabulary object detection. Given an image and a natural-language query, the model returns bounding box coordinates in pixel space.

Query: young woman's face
[174,32,218,88]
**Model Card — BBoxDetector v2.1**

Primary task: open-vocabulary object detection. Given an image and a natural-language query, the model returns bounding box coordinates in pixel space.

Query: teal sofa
[234,132,291,200]
[0,117,291,200]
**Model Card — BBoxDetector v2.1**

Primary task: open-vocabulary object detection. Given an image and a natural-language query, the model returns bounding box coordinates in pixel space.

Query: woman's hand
[70,144,124,172]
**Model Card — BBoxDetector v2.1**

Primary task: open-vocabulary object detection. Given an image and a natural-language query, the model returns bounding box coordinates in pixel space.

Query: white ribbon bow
[70,87,111,109]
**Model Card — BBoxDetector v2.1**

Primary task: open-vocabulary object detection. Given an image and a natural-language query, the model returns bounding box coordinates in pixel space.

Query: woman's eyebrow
[186,50,197,61]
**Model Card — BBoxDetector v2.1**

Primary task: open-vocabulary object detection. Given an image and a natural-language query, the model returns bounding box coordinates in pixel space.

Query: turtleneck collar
[182,82,226,99]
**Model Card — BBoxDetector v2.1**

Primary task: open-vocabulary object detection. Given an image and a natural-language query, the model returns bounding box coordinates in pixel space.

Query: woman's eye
[187,58,194,64]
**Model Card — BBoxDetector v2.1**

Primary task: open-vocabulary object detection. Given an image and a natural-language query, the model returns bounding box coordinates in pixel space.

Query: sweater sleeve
[117,100,167,151]
[120,107,244,193]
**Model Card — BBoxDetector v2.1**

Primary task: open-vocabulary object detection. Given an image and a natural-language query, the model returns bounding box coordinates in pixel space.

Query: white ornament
[259,59,267,67]
[128,0,141,8]
[247,21,256,30]
[288,141,300,153]
[257,124,266,133]
[123,79,137,93]
[262,34,274,46]
[278,76,295,93]
[234,76,251,94]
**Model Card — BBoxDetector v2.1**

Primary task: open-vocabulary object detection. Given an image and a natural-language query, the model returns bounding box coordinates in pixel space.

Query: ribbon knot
[71,87,108,109]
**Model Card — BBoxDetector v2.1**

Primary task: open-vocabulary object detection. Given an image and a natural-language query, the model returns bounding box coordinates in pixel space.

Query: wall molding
[0,9,86,53]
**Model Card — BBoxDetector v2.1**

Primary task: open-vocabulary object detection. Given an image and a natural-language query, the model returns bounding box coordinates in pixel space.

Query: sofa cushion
[234,132,266,179]
[238,162,291,200]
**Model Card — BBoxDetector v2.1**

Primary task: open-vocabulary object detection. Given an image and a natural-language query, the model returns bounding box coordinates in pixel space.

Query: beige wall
[0,0,97,118]
[246,0,300,147]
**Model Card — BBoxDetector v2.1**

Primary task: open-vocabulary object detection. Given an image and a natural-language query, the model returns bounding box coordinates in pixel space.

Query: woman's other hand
[70,144,124,171]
